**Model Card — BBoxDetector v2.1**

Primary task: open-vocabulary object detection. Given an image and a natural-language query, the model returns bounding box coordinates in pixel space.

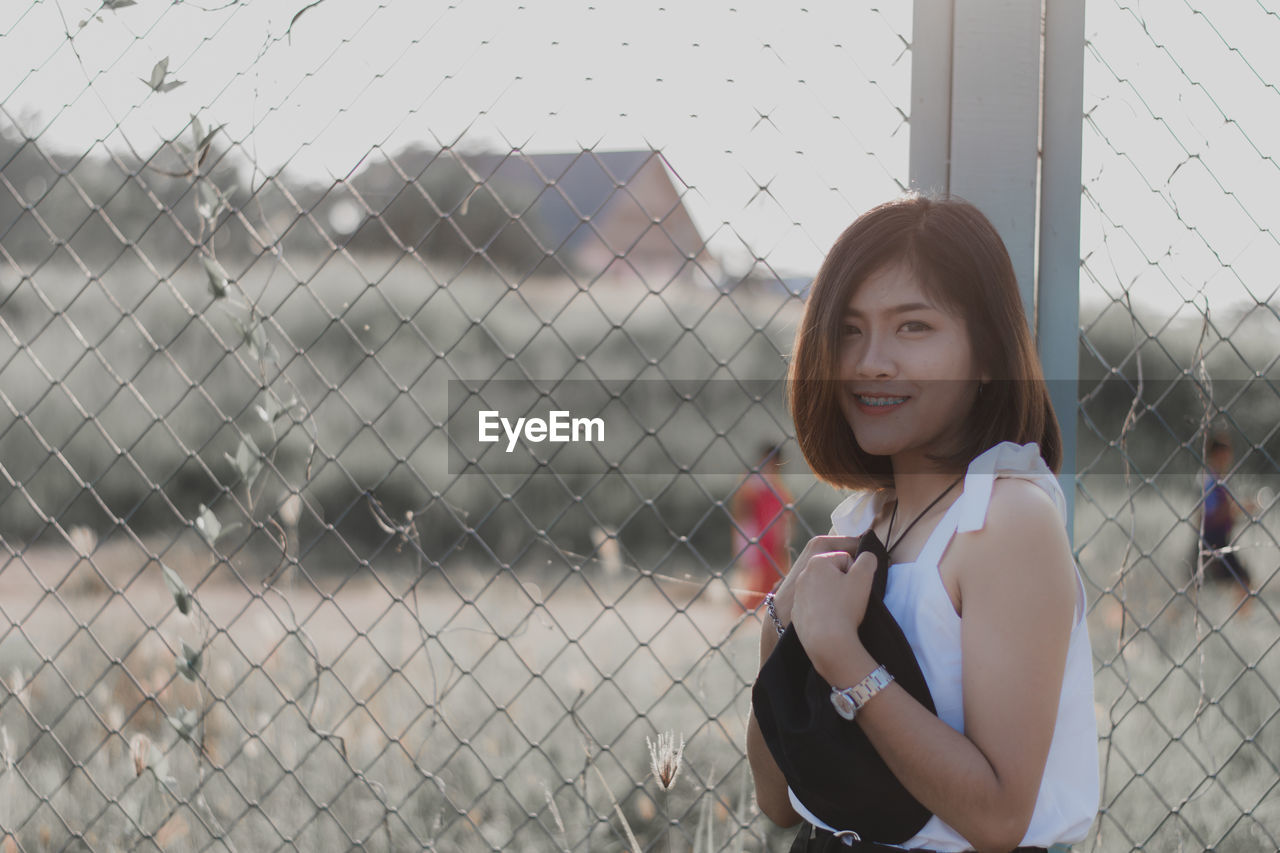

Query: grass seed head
[130,733,152,777]
[646,730,685,791]
[67,525,98,558]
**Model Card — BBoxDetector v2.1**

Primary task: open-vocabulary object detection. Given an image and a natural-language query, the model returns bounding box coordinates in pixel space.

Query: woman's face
[836,261,987,473]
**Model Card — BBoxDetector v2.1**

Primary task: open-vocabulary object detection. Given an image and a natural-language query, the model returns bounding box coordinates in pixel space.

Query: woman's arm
[746,532,861,828]
[796,480,1077,853]
[746,618,803,827]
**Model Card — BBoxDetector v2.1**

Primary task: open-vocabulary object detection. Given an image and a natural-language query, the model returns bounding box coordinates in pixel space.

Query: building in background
[331,147,721,289]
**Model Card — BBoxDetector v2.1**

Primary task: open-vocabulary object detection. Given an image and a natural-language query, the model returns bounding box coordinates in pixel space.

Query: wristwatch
[830,665,894,721]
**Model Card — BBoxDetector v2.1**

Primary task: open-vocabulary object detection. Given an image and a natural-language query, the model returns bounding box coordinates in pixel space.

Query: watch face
[830,688,857,721]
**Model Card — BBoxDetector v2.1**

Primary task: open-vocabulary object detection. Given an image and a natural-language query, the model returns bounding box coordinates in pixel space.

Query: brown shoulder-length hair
[788,193,1061,490]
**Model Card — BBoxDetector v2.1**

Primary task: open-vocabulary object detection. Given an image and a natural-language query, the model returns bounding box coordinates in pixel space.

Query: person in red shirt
[731,443,793,611]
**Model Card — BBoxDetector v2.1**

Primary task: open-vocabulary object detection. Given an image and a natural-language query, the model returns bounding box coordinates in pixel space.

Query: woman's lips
[852,393,910,415]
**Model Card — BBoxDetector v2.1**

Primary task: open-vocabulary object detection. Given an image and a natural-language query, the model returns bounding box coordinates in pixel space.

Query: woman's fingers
[793,548,880,644]
[850,550,877,575]
[808,548,877,575]
[799,535,860,561]
[804,550,855,576]
[798,549,876,587]
[772,536,862,625]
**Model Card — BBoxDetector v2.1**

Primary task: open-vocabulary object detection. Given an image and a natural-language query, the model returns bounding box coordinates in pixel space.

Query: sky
[2,0,1277,316]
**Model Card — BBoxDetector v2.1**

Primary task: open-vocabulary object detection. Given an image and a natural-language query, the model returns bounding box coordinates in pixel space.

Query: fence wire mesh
[1079,1,1280,850]
[0,3,912,851]
[2,1,1278,852]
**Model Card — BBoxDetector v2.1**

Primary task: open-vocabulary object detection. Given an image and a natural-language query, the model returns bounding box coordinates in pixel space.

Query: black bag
[751,530,938,843]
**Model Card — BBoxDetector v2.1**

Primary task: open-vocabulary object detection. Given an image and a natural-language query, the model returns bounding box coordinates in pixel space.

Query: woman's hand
[791,547,878,678]
[768,535,861,628]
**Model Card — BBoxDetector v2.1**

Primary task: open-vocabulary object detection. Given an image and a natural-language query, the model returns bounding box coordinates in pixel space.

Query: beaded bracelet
[764,592,785,637]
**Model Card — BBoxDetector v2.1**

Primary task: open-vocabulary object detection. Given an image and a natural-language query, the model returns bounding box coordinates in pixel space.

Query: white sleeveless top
[787,441,1100,850]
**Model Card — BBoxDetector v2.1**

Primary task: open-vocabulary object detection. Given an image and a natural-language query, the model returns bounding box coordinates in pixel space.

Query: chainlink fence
[1078,1,1280,850]
[0,1,1277,851]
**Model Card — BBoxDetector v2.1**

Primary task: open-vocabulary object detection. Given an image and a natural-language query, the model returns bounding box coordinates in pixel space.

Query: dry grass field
[1,527,783,851]
[2,483,1278,851]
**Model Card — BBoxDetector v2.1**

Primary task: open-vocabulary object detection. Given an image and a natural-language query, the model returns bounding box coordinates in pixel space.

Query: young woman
[746,195,1100,852]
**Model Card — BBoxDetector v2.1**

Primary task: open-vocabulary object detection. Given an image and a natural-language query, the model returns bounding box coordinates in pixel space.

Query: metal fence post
[911,0,1080,536]
[1037,0,1086,541]
[909,0,955,197]
[946,0,1042,327]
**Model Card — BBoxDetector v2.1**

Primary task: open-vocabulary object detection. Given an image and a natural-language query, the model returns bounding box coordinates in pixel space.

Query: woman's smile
[851,392,910,414]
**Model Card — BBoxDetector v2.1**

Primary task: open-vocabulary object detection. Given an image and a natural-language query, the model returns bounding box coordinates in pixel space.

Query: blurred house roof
[459,148,717,285]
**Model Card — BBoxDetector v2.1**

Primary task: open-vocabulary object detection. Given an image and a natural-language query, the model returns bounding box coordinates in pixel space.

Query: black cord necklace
[884,474,966,558]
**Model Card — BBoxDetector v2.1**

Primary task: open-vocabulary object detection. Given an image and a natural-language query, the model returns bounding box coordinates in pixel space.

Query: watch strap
[832,664,894,717]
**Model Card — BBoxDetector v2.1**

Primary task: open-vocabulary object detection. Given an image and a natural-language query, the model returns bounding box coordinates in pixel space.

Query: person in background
[1193,434,1255,610]
[731,442,793,612]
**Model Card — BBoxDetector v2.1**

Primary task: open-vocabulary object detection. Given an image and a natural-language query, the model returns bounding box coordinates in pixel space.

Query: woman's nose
[851,332,895,378]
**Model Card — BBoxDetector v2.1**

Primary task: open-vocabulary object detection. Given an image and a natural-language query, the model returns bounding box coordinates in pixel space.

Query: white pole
[1037,0,1086,541]
[947,0,1043,328]
[909,0,955,196]
[911,0,1080,536]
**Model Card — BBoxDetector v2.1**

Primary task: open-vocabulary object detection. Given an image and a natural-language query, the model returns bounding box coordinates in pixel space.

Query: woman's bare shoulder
[988,476,1063,528]
[952,478,1075,605]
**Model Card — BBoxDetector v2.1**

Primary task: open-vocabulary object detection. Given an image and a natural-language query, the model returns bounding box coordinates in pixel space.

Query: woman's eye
[840,323,861,336]
[901,321,931,332]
